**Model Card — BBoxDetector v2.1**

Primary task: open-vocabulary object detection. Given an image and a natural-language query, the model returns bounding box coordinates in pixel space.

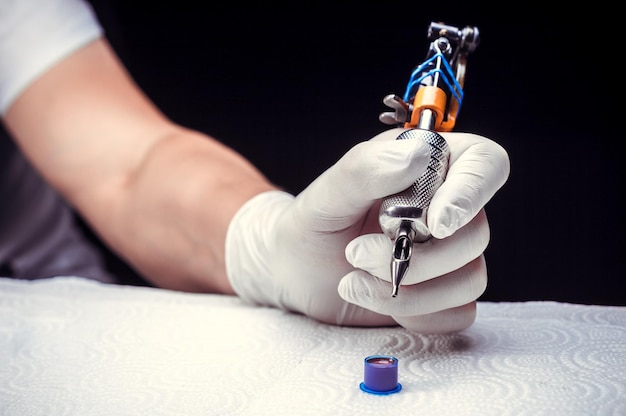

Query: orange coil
[405,86,457,132]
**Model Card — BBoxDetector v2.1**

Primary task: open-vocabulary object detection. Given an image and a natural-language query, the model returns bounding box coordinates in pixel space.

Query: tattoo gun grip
[378,129,450,296]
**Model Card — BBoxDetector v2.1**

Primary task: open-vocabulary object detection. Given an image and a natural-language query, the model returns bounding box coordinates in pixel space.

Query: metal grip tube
[379,129,450,243]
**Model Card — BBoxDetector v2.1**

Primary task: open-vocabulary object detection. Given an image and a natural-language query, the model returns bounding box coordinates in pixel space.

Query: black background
[87,2,624,306]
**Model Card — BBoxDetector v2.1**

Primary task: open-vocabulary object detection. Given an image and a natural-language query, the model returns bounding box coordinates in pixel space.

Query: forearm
[3,38,276,292]
[107,128,276,292]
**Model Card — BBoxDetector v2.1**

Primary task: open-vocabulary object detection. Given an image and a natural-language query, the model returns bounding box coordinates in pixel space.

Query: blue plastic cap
[359,355,402,395]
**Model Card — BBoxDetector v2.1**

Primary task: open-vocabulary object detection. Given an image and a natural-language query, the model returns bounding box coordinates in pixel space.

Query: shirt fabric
[0,0,103,114]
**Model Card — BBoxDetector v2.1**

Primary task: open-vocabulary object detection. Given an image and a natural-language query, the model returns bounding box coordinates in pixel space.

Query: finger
[337,255,487,316]
[293,128,430,231]
[392,302,477,334]
[334,301,398,328]
[429,132,510,239]
[345,209,490,284]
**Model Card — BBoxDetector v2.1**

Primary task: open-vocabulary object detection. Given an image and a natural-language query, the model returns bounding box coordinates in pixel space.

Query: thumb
[294,128,431,232]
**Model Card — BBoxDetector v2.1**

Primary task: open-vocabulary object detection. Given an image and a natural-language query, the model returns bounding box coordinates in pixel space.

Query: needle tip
[391,285,399,297]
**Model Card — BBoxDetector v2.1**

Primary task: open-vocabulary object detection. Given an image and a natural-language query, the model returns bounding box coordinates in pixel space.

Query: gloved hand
[225,127,510,333]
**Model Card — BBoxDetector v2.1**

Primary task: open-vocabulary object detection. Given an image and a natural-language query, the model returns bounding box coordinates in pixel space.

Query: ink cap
[359,355,402,395]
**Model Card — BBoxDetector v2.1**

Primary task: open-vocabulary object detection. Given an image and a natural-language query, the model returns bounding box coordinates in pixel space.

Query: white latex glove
[226,128,510,333]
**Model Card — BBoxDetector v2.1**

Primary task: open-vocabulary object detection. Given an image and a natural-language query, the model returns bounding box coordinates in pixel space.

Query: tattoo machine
[378,22,480,297]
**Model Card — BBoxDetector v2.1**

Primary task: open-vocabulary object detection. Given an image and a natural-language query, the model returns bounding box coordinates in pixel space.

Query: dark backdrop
[87,2,624,306]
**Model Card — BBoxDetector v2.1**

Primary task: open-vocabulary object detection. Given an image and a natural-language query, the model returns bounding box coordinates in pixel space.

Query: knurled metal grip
[379,129,450,243]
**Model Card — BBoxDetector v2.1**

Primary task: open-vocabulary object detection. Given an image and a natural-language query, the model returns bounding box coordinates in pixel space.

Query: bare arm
[4,38,276,293]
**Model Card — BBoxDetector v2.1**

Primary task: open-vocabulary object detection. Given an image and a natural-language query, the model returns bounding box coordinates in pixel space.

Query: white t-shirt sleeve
[0,0,103,115]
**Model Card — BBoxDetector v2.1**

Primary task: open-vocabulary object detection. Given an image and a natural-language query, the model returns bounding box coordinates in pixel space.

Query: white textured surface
[1,276,625,416]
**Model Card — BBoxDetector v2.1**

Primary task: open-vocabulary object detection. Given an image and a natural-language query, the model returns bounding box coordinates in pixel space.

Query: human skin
[4,38,276,293]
